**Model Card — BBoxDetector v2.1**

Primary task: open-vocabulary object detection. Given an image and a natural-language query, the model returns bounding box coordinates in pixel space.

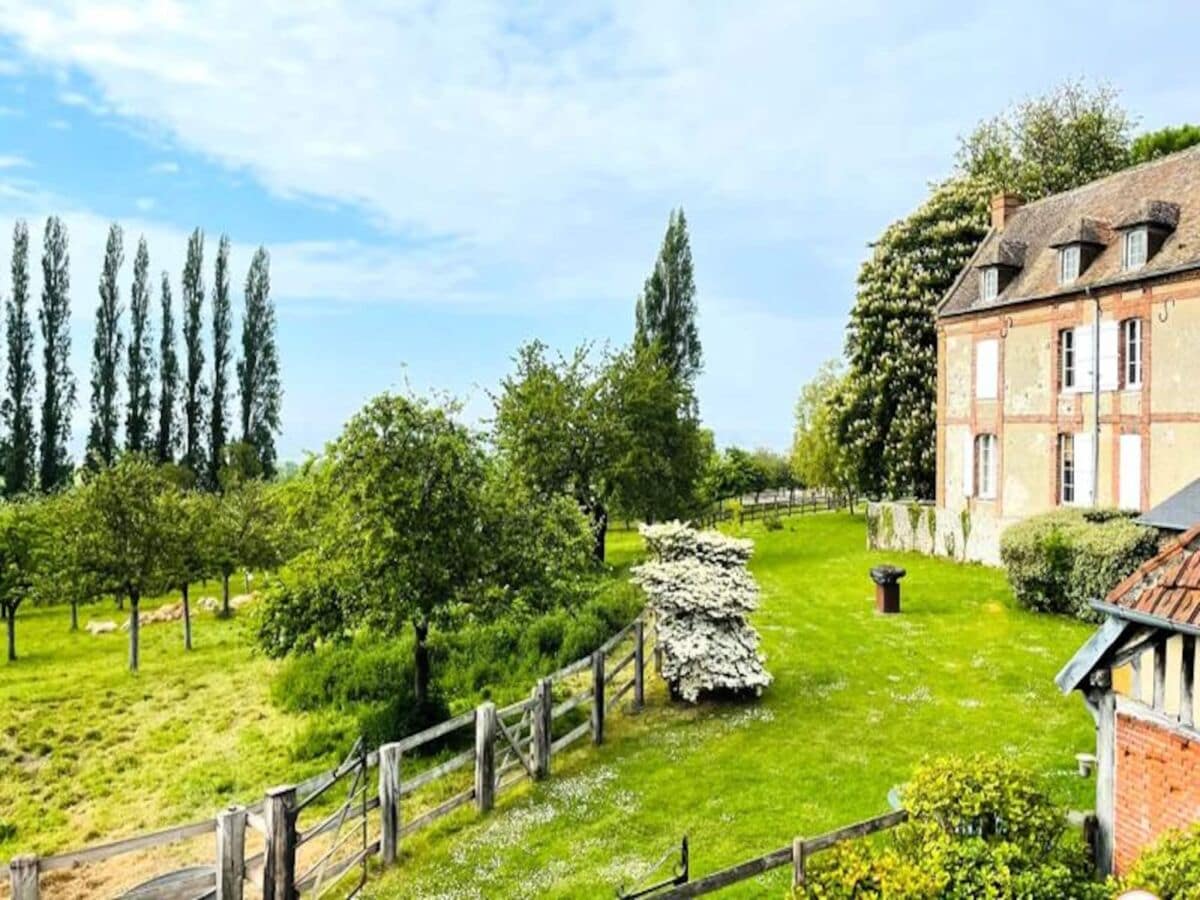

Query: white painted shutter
[962,432,974,497]
[1119,434,1142,510]
[1073,325,1095,394]
[1074,431,1094,506]
[1099,320,1120,391]
[975,339,998,400]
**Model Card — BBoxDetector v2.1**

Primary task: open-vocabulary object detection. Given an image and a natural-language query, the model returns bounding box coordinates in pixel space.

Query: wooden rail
[7,614,651,900]
[700,489,846,528]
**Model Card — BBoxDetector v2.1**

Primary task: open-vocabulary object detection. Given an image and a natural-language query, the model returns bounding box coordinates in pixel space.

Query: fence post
[633,621,645,710]
[592,650,605,745]
[216,805,246,900]
[474,702,496,813]
[9,855,38,900]
[791,837,806,889]
[379,742,402,865]
[532,679,553,779]
[262,785,296,900]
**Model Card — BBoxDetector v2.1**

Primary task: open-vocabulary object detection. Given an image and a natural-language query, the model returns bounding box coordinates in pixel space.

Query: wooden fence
[7,618,650,900]
[700,489,845,528]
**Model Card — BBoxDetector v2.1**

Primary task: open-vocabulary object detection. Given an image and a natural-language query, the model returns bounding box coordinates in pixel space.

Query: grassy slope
[366,513,1097,899]
[0,581,346,861]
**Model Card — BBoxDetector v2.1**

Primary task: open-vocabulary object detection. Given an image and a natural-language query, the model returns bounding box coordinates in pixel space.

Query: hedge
[999,509,1160,620]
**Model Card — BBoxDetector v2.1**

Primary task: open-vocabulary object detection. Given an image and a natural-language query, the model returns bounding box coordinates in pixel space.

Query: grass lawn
[365,512,1098,899]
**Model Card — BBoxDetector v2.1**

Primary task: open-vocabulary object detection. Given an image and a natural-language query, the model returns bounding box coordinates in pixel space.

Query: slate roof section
[975,238,1028,269]
[1103,524,1200,630]
[1136,478,1200,532]
[939,145,1200,318]
[1048,217,1107,248]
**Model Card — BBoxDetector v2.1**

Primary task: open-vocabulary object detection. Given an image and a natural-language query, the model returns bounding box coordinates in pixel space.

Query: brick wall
[1114,709,1200,872]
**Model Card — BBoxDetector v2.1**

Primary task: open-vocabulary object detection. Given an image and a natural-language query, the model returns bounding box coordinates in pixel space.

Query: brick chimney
[991,192,1022,230]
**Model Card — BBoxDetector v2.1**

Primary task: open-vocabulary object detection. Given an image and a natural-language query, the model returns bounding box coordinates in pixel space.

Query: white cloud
[0,155,30,169]
[134,196,155,211]
[149,160,179,174]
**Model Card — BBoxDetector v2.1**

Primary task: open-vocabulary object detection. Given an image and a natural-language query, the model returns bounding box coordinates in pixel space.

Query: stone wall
[865,499,1004,566]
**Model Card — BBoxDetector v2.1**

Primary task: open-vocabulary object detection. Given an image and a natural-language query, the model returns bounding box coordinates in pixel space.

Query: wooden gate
[290,738,370,898]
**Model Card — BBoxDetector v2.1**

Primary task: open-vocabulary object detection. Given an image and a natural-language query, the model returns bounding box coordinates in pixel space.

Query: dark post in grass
[592,650,605,745]
[532,678,552,780]
[262,785,296,900]
[633,620,645,710]
[215,804,246,900]
[8,855,38,900]
[474,702,496,812]
[870,565,907,615]
[379,742,402,865]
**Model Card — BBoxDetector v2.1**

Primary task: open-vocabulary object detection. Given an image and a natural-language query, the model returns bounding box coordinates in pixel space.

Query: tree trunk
[181,583,192,651]
[115,595,124,611]
[221,573,231,618]
[591,503,607,564]
[70,601,78,632]
[5,606,15,662]
[413,616,431,711]
[129,591,140,672]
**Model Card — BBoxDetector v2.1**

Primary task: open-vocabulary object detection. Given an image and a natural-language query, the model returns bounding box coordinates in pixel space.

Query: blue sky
[0,2,1197,461]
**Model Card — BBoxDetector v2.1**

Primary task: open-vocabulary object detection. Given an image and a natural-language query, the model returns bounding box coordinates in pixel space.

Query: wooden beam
[262,785,296,900]
[592,651,605,746]
[215,805,246,900]
[791,837,806,890]
[634,621,645,710]
[1182,635,1196,728]
[8,855,38,900]
[1153,638,1168,711]
[378,743,402,866]
[533,678,552,780]
[474,702,496,813]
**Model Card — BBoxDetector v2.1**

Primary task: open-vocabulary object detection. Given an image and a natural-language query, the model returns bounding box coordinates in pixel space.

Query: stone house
[932,146,1200,563]
[1057,523,1200,873]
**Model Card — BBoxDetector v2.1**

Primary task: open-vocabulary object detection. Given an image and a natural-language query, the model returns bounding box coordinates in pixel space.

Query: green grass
[365,512,1097,899]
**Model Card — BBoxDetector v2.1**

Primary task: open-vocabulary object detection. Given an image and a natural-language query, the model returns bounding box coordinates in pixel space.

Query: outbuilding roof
[1136,478,1200,532]
[939,145,1200,318]
[1101,524,1200,631]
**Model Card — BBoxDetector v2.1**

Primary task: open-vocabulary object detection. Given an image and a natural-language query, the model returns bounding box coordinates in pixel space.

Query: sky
[0,2,1197,462]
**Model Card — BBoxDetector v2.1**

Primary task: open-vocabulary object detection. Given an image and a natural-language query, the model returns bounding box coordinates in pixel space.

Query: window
[974,434,997,499]
[1124,228,1148,269]
[1059,328,1075,391]
[1059,245,1081,284]
[1122,318,1143,388]
[980,267,999,301]
[1058,434,1075,505]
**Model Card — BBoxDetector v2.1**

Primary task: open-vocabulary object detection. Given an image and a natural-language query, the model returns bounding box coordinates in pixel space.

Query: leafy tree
[238,247,281,477]
[957,80,1133,198]
[156,271,180,463]
[330,393,485,710]
[3,220,37,496]
[748,448,793,495]
[1130,123,1200,164]
[792,360,855,503]
[181,228,207,478]
[492,341,612,561]
[87,224,125,468]
[218,440,264,489]
[209,235,232,488]
[0,500,40,661]
[76,456,174,671]
[208,479,279,618]
[125,237,155,454]
[160,490,215,649]
[37,489,99,632]
[38,216,76,492]
[604,343,705,524]
[634,208,701,388]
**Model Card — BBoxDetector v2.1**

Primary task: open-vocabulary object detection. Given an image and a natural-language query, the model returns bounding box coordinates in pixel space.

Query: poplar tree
[2,221,37,496]
[156,272,179,464]
[209,234,232,487]
[238,247,281,476]
[634,208,701,388]
[125,237,155,454]
[38,216,75,491]
[86,224,125,469]
[181,228,206,478]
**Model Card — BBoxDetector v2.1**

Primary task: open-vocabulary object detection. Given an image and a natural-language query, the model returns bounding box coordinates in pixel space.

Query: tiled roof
[1105,525,1200,629]
[1136,477,1200,532]
[939,145,1200,318]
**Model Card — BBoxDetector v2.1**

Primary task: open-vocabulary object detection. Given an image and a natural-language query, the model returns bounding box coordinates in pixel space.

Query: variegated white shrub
[633,522,771,702]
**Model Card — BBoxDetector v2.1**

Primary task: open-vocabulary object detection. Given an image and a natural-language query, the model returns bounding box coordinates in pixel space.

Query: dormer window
[980,267,999,301]
[1059,245,1081,284]
[1123,228,1148,270]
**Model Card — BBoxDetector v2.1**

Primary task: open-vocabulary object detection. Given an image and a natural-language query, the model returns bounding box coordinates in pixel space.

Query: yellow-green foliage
[1121,823,1200,900]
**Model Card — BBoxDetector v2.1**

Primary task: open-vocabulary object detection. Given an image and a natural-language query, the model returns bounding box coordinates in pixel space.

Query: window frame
[1122,317,1143,389]
[974,433,998,500]
[1059,328,1076,391]
[1058,244,1081,285]
[1058,433,1076,505]
[1123,228,1148,270]
[980,267,999,301]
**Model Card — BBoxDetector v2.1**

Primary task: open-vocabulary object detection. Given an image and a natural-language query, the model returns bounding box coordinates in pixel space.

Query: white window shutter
[1074,431,1094,506]
[1099,320,1119,391]
[975,340,998,400]
[1119,434,1142,510]
[962,432,974,497]
[1073,325,1095,394]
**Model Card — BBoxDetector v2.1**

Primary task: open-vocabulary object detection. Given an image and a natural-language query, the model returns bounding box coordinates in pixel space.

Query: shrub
[1000,509,1159,619]
[1120,822,1200,900]
[803,755,1105,900]
[254,551,358,657]
[763,512,784,531]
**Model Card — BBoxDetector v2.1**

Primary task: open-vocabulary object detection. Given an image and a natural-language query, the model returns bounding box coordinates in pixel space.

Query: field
[365,513,1097,898]
[0,513,1098,899]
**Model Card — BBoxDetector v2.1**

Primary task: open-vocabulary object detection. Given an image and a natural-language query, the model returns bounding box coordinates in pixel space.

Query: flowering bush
[633,522,771,702]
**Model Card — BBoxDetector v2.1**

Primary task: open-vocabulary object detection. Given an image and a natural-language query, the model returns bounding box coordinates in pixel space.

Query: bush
[254,551,359,657]
[802,755,1106,900]
[1000,509,1160,619]
[1120,823,1200,900]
